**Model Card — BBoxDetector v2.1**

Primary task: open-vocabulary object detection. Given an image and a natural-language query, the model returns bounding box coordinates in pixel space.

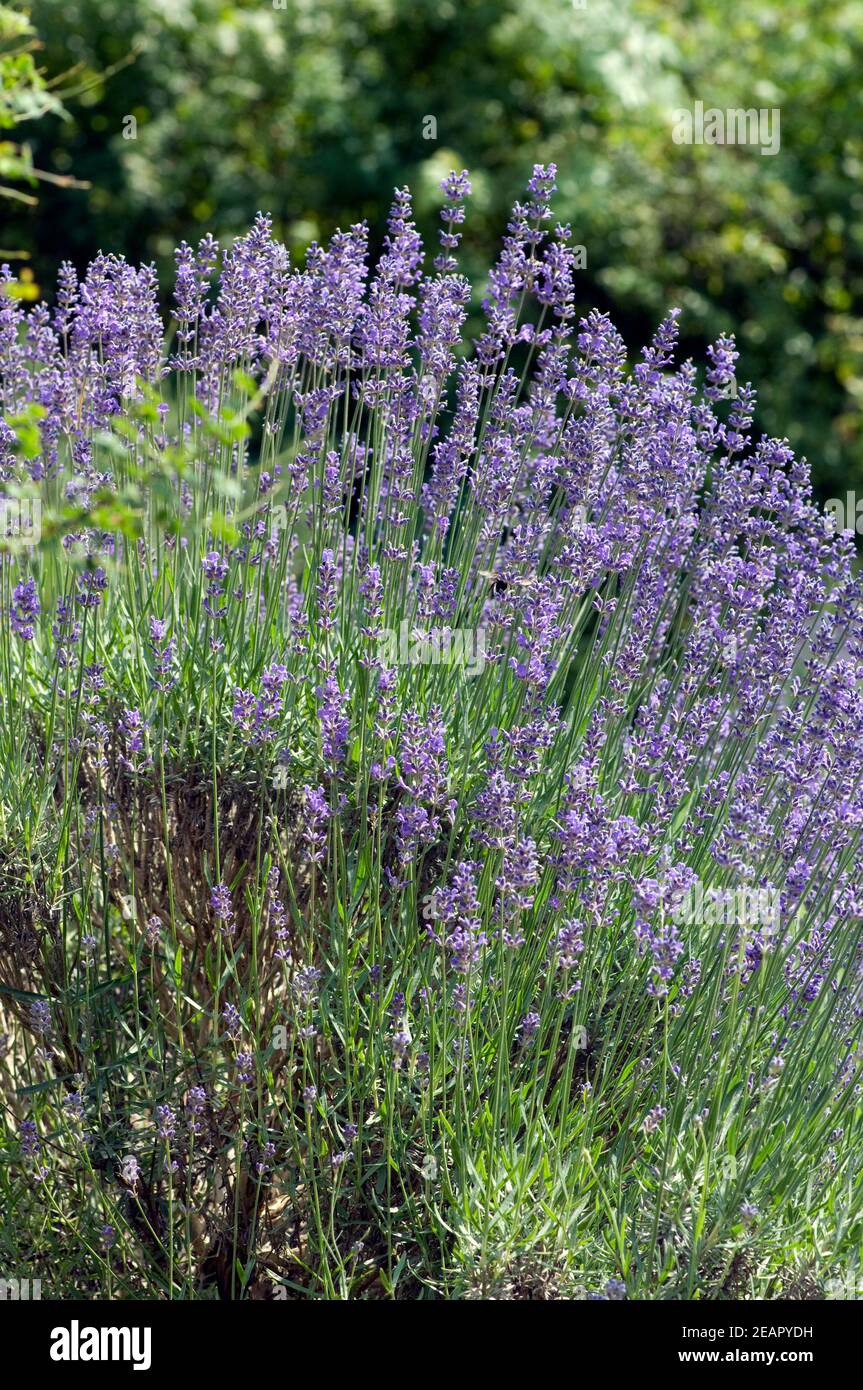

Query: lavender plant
[0,167,861,1300]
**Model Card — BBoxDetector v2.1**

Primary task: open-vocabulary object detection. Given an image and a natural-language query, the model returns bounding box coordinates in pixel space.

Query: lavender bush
[0,166,861,1300]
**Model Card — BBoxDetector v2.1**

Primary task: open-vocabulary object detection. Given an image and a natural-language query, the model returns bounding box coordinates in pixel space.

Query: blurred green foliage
[0,3,66,214]
[7,0,863,495]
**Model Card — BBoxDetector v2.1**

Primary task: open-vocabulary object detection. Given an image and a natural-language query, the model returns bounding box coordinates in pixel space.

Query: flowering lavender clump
[1,166,861,1302]
[118,708,149,772]
[435,169,472,274]
[517,1011,541,1045]
[221,1002,241,1038]
[642,1105,667,1135]
[19,1118,40,1157]
[201,551,229,619]
[211,882,235,934]
[120,1155,141,1189]
[28,999,53,1036]
[184,1086,207,1136]
[144,915,162,948]
[301,784,331,866]
[63,1089,86,1123]
[11,577,40,639]
[155,1103,176,1141]
[232,662,289,744]
[390,1023,411,1069]
[292,964,322,1008]
[148,616,177,692]
[76,568,108,609]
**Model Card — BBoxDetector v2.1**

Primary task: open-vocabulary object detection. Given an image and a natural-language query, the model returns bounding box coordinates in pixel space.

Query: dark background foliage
[6,0,863,500]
